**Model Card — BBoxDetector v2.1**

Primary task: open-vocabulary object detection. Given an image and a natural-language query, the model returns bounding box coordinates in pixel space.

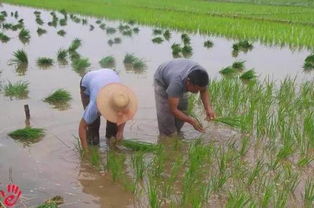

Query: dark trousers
[80,80,118,145]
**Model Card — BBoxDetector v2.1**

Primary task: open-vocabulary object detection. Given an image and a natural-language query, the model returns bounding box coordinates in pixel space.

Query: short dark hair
[187,70,209,87]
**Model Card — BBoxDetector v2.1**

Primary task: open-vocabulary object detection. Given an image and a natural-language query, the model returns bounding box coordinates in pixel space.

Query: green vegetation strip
[9,127,45,140]
[3,0,314,48]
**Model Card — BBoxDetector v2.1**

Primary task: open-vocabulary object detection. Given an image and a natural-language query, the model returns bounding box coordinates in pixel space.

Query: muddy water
[0,3,313,208]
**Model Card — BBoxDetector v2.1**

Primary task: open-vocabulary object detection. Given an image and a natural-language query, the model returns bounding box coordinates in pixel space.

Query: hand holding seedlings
[191,118,205,133]
[205,108,216,121]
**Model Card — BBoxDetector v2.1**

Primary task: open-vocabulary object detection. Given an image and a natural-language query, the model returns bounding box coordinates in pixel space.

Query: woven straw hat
[96,83,137,125]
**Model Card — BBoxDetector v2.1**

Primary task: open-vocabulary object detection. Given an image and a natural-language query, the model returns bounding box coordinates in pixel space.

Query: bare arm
[116,122,126,141]
[200,88,216,120]
[78,118,89,150]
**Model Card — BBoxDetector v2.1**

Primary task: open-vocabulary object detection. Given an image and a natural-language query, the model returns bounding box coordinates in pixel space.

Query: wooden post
[24,104,30,120]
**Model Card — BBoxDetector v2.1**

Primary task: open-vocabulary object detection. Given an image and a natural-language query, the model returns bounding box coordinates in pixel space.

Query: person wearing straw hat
[154,59,216,136]
[79,69,137,150]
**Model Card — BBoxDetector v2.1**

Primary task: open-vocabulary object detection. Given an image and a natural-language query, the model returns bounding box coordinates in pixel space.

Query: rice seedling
[233,40,254,53]
[153,28,162,35]
[123,53,137,64]
[57,49,68,62]
[37,27,47,36]
[89,24,94,31]
[133,59,146,71]
[34,11,41,15]
[4,80,29,99]
[160,30,170,41]
[12,23,24,31]
[44,89,72,108]
[171,43,182,57]
[133,27,139,33]
[99,23,106,30]
[128,20,136,25]
[95,19,102,24]
[18,28,31,43]
[59,18,67,26]
[1,11,7,17]
[118,24,130,31]
[87,146,103,170]
[57,29,66,36]
[106,151,125,182]
[99,56,115,68]
[68,38,82,52]
[82,18,88,25]
[8,127,45,141]
[106,27,116,34]
[122,30,132,36]
[0,32,10,43]
[152,37,163,44]
[232,60,245,72]
[240,69,257,80]
[35,17,44,25]
[204,40,213,48]
[303,54,314,71]
[297,156,313,167]
[2,23,13,30]
[69,51,81,61]
[304,180,314,208]
[36,196,63,208]
[131,151,145,181]
[219,66,237,76]
[107,39,114,46]
[72,57,90,75]
[0,14,5,22]
[181,33,190,45]
[113,37,121,43]
[37,57,54,68]
[182,45,192,57]
[10,49,28,65]
[14,11,18,19]
[121,139,158,152]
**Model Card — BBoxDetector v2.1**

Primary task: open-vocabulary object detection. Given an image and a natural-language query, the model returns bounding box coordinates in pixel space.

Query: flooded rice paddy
[0,3,313,208]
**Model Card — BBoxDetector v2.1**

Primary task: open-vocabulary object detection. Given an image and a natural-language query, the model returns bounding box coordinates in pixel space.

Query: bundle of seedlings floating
[182,45,193,57]
[37,27,47,36]
[12,23,24,31]
[152,37,163,44]
[240,69,256,81]
[123,54,146,73]
[303,54,314,71]
[123,53,137,65]
[95,19,102,24]
[69,51,81,62]
[72,57,90,76]
[44,89,72,109]
[118,24,130,32]
[35,16,44,25]
[232,60,245,72]
[36,195,64,208]
[121,139,159,152]
[133,59,146,70]
[106,27,116,34]
[57,49,68,64]
[57,29,66,36]
[89,24,94,31]
[0,14,5,22]
[153,28,162,35]
[82,19,88,25]
[219,66,238,76]
[0,32,10,43]
[34,11,41,15]
[171,43,182,57]
[59,18,67,26]
[2,23,13,30]
[68,38,82,52]
[1,11,7,17]
[10,49,28,66]
[133,27,139,33]
[114,37,121,44]
[99,56,115,68]
[14,11,18,19]
[8,127,45,144]
[204,40,214,48]
[122,30,132,36]
[18,28,31,43]
[71,15,81,24]
[37,57,54,68]
[232,40,254,56]
[4,80,29,99]
[107,39,114,46]
[163,30,171,40]
[181,33,191,45]
[99,23,106,30]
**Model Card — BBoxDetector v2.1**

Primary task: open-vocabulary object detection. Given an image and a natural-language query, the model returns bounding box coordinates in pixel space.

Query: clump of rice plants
[95,19,102,24]
[4,80,29,99]
[99,56,115,68]
[303,54,314,71]
[106,27,116,34]
[36,17,44,25]
[14,11,18,19]
[163,30,171,40]
[37,27,47,36]
[99,23,106,30]
[233,40,253,56]
[57,49,68,64]
[69,51,81,61]
[68,38,82,52]
[181,33,191,45]
[44,89,72,106]
[107,39,114,46]
[121,139,158,152]
[118,24,130,31]
[18,28,31,43]
[232,61,245,72]
[0,32,10,43]
[8,127,45,142]
[57,29,66,36]
[128,20,136,25]
[72,57,90,75]
[133,59,146,70]
[12,23,24,31]
[87,146,103,170]
[123,53,137,64]
[89,24,94,31]
[1,11,7,17]
[219,66,237,76]
[182,45,193,57]
[10,49,28,65]
[82,19,88,25]
[171,43,182,57]
[123,54,146,72]
[114,37,121,44]
[37,57,54,68]
[153,28,162,35]
[152,37,163,44]
[59,18,67,26]
[133,27,139,33]
[2,23,13,30]
[204,40,213,48]
[122,30,132,36]
[240,69,256,81]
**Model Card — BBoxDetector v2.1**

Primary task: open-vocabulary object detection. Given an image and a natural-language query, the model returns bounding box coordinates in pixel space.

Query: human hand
[205,109,216,121]
[191,118,205,133]
[0,184,22,207]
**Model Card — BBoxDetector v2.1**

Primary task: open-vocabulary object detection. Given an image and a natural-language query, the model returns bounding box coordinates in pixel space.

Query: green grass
[99,56,115,68]
[4,80,29,98]
[10,49,28,65]
[37,57,54,68]
[4,0,314,48]
[8,127,45,141]
[44,89,72,105]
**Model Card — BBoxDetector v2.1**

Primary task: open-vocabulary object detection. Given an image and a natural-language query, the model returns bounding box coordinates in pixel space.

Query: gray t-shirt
[81,69,120,124]
[154,59,206,97]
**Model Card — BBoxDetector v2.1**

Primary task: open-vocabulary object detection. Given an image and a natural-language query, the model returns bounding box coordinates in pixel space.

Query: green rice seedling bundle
[2,23,13,30]
[232,60,245,72]
[106,27,116,34]
[88,146,102,170]
[121,139,158,152]
[1,11,7,17]
[89,24,94,31]
[8,127,45,141]
[153,28,162,35]
[214,116,243,129]
[233,40,253,52]
[219,66,237,76]
[131,151,145,181]
[18,28,31,43]
[4,81,29,98]
[57,29,66,36]
[95,19,102,24]
[107,39,114,46]
[99,23,106,30]
[59,9,67,16]
[0,32,10,43]
[123,53,137,64]
[303,54,314,71]
[14,11,18,19]
[240,69,256,80]
[68,38,82,52]
[122,30,132,36]
[99,56,115,68]
[10,49,28,65]
[113,37,121,43]
[36,196,63,208]
[163,30,171,40]
[57,49,68,62]
[69,51,80,61]
[36,17,44,25]
[128,20,135,25]
[152,37,163,44]
[171,43,182,56]
[133,58,146,70]
[37,27,47,35]
[0,14,5,22]
[72,57,90,73]
[44,89,72,105]
[59,18,67,26]
[12,23,23,31]
[37,57,54,68]
[204,40,213,48]
[118,24,130,32]
[82,18,88,25]
[133,27,139,33]
[181,33,190,45]
[182,45,192,57]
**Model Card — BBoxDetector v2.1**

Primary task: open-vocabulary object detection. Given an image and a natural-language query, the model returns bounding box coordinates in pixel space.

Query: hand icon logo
[0,184,22,207]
